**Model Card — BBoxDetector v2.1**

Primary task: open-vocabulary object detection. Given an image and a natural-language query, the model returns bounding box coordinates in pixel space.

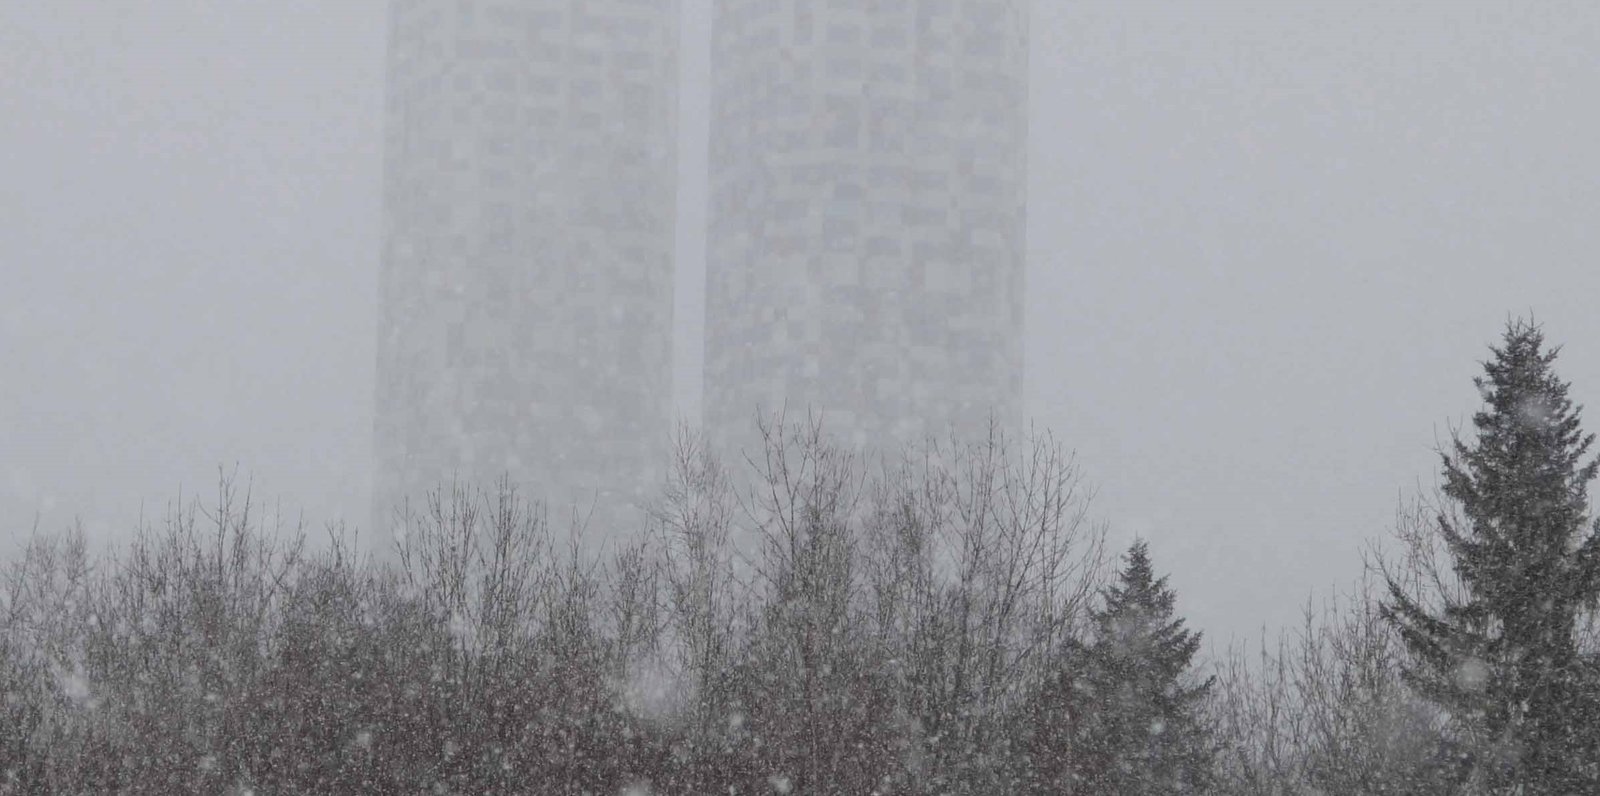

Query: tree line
[2,319,1598,794]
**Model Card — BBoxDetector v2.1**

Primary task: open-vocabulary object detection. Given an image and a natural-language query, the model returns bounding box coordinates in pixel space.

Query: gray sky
[5,0,1600,647]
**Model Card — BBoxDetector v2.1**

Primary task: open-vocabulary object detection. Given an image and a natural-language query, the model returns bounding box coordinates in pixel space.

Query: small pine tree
[1023,540,1214,795]
[1382,320,1600,793]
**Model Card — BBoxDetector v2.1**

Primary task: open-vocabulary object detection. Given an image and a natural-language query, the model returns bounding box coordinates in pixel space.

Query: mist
[6,0,1600,660]
[8,1,1600,791]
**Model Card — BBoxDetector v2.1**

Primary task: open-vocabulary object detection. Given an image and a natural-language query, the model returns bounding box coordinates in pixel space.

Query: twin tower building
[374,0,1029,531]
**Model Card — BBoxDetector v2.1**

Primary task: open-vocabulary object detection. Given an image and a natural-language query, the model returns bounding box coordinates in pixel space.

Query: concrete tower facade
[705,0,1028,460]
[374,0,678,537]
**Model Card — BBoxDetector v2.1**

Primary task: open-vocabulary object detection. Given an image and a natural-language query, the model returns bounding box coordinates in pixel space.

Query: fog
[6,0,1600,654]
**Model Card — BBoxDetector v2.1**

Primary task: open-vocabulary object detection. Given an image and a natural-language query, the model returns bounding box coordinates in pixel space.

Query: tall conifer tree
[1383,320,1600,792]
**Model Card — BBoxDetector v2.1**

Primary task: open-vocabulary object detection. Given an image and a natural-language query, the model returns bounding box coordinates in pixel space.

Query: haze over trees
[4,319,1600,793]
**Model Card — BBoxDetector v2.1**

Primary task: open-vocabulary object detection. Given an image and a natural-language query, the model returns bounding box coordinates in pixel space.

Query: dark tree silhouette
[1383,319,1600,793]
[1024,540,1213,794]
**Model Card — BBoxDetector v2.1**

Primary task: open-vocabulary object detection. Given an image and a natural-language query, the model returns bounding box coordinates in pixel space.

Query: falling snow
[5,1,1600,794]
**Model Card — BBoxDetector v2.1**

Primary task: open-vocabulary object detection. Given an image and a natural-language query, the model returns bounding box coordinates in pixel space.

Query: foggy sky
[5,0,1600,648]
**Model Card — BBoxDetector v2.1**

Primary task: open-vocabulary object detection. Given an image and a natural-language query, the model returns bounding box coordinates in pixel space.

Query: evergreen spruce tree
[1382,320,1600,793]
[1023,540,1213,794]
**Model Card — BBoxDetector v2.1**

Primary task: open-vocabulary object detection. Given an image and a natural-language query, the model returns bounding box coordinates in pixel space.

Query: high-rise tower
[374,0,679,538]
[705,1,1028,459]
